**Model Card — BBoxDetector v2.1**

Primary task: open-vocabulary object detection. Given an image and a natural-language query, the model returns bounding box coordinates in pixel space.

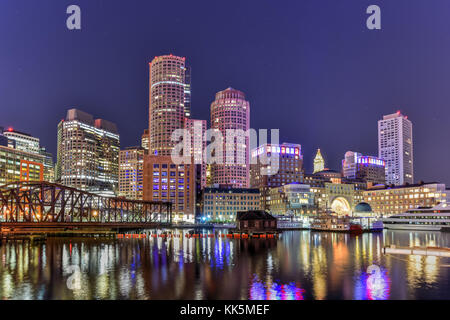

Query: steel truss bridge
[0,181,172,231]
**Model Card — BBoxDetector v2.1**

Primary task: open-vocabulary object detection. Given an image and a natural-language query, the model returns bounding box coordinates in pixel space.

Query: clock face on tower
[1,0,450,306]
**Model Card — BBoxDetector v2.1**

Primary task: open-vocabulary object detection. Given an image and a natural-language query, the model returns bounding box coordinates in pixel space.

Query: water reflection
[354,266,390,300]
[0,230,449,300]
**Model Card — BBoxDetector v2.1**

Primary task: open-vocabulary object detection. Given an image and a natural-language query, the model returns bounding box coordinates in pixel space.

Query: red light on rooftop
[397,110,401,114]
[8,127,13,132]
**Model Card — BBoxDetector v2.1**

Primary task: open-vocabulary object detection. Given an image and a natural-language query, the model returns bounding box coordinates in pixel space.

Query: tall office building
[56,109,120,195]
[342,151,386,185]
[118,147,145,200]
[210,88,250,188]
[184,118,207,189]
[313,149,325,173]
[378,111,413,186]
[148,55,189,156]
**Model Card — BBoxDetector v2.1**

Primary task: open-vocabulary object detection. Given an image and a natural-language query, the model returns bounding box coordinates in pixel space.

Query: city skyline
[2,1,450,305]
[1,0,450,185]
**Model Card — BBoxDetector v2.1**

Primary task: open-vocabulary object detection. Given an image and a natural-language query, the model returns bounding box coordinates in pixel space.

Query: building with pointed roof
[313,149,325,173]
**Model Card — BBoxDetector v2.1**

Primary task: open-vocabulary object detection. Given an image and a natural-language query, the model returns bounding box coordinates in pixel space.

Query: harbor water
[0,229,449,300]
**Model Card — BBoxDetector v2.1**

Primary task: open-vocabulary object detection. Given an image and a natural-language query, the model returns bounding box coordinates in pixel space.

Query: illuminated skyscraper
[378,111,413,186]
[56,109,120,195]
[148,55,189,156]
[210,88,250,188]
[313,149,325,173]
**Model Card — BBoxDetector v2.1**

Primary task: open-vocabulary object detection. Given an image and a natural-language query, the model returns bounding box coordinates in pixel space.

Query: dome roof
[354,202,372,213]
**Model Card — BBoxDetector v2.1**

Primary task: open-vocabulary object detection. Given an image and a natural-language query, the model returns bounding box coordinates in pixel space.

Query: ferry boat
[382,203,450,231]
[310,211,352,232]
[310,210,383,233]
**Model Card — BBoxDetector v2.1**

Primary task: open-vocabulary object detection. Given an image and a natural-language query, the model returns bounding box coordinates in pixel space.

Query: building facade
[56,109,120,195]
[342,151,386,185]
[148,55,189,156]
[0,145,44,184]
[39,147,55,183]
[3,128,40,154]
[364,182,448,216]
[118,147,145,200]
[378,111,413,185]
[141,129,149,152]
[184,118,207,189]
[143,155,195,222]
[1,127,54,182]
[266,183,315,216]
[210,87,250,188]
[201,187,260,222]
[250,143,303,209]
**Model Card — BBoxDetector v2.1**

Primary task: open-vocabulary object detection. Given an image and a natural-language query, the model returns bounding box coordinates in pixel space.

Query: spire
[313,148,325,173]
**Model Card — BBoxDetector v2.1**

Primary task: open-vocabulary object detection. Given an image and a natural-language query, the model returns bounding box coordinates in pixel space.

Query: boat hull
[383,224,443,231]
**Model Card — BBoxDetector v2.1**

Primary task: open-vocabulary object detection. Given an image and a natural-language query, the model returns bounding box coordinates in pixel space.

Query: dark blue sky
[1,0,450,184]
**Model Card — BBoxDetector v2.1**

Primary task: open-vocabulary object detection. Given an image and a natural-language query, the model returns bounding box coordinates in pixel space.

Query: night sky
[1,0,450,184]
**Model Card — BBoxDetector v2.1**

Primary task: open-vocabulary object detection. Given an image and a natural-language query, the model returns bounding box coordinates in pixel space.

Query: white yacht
[382,203,450,231]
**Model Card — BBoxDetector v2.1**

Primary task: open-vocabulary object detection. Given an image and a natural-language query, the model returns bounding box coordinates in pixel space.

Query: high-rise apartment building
[313,149,325,173]
[118,147,145,200]
[210,88,250,188]
[342,151,386,185]
[148,55,189,156]
[378,111,413,186]
[56,109,120,195]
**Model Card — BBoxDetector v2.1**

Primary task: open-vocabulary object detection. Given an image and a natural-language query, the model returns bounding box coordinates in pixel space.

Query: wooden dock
[0,222,165,239]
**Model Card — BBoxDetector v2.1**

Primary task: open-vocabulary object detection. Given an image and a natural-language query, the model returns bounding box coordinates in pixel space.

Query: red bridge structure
[0,181,172,235]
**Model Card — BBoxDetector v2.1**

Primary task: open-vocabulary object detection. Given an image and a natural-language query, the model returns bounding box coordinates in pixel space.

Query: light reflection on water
[0,230,449,300]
